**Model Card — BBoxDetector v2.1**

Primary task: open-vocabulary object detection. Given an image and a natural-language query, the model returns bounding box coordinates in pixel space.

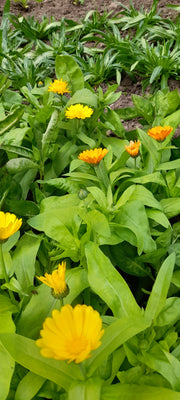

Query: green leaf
[137,128,160,170]
[160,198,180,218]
[12,233,42,290]
[69,378,103,400]
[0,312,15,400]
[55,55,84,94]
[0,294,18,313]
[85,242,141,318]
[145,253,175,322]
[114,200,156,254]
[66,88,97,108]
[0,333,83,391]
[150,66,162,84]
[132,95,154,124]
[86,313,149,377]
[102,383,180,400]
[157,159,180,171]
[0,107,24,136]
[42,109,59,162]
[15,372,46,400]
[5,158,38,174]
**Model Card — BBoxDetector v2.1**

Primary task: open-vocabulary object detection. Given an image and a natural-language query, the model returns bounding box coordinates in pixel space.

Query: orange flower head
[36,304,104,364]
[65,104,93,119]
[125,140,141,158]
[78,148,109,164]
[48,79,71,95]
[0,211,22,241]
[37,261,68,298]
[147,126,173,141]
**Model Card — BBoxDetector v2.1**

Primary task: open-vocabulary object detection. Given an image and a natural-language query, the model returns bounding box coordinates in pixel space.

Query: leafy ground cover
[0,0,180,399]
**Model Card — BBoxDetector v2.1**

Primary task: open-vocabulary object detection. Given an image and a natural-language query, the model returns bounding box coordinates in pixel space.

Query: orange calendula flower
[147,126,173,141]
[36,304,104,364]
[78,148,108,164]
[65,104,93,119]
[48,79,71,95]
[0,211,22,241]
[37,261,68,298]
[125,140,141,157]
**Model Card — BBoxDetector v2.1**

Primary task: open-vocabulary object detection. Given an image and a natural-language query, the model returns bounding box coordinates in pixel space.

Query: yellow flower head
[0,211,22,241]
[65,104,93,119]
[147,126,173,141]
[125,140,141,157]
[78,148,109,164]
[48,79,71,95]
[37,261,68,298]
[36,304,104,364]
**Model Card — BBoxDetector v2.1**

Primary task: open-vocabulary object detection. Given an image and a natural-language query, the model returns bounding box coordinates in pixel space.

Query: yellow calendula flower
[37,261,68,298]
[147,126,173,141]
[125,140,141,157]
[65,104,93,119]
[48,79,71,95]
[36,304,104,364]
[78,148,109,164]
[0,211,22,241]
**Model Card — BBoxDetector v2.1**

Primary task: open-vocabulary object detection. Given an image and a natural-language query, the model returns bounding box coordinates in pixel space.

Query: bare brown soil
[0,0,180,131]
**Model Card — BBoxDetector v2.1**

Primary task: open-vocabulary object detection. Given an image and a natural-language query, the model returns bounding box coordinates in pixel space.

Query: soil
[0,0,180,132]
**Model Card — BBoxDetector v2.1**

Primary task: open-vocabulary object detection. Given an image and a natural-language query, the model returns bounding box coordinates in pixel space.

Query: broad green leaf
[140,342,180,391]
[145,253,175,322]
[42,109,59,162]
[40,193,80,213]
[0,333,83,391]
[6,200,39,217]
[156,297,180,327]
[137,128,160,170]
[128,185,162,210]
[15,372,45,400]
[114,200,156,254]
[0,106,24,136]
[162,109,180,133]
[101,383,180,400]
[127,172,166,187]
[157,159,180,171]
[0,127,31,147]
[0,294,18,313]
[66,88,97,108]
[85,242,141,318]
[146,209,170,228]
[28,211,80,261]
[55,54,84,93]
[69,378,103,400]
[6,158,38,174]
[160,198,180,218]
[21,87,40,109]
[132,95,154,124]
[86,313,149,377]
[12,232,42,290]
[17,267,88,338]
[0,312,15,400]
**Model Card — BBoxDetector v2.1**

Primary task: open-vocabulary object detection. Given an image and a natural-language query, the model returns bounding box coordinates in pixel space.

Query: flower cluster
[78,148,108,164]
[0,212,22,241]
[65,104,93,119]
[36,304,104,364]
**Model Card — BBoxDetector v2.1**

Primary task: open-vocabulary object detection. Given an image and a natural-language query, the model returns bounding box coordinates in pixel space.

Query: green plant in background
[0,0,180,398]
[13,0,43,9]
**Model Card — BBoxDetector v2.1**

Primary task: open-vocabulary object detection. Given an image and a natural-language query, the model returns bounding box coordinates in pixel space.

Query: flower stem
[0,243,16,303]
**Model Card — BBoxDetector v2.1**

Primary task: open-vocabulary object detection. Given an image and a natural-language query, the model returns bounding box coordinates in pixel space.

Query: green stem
[0,243,16,303]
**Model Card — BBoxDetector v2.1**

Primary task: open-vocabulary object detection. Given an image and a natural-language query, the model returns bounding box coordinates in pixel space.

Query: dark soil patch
[0,0,180,131]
